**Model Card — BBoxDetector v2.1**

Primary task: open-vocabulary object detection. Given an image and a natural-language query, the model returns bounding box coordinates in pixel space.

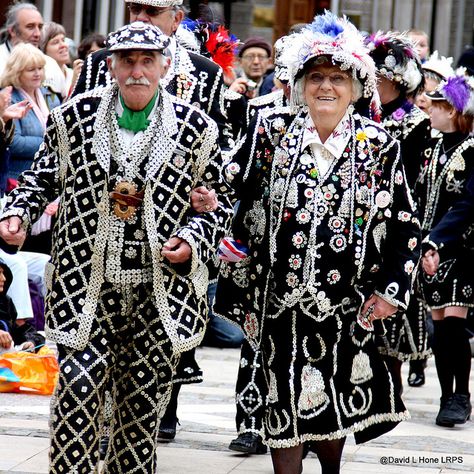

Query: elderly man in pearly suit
[0,22,232,473]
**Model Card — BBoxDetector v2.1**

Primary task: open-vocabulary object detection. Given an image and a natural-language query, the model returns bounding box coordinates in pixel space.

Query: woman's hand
[45,201,59,216]
[361,294,398,321]
[422,249,439,275]
[190,186,218,213]
[2,100,32,122]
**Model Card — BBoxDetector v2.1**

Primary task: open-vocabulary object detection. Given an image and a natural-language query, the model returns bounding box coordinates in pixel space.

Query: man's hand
[361,294,398,321]
[228,77,257,99]
[161,237,192,263]
[0,329,12,349]
[190,186,218,213]
[422,249,439,276]
[0,217,27,247]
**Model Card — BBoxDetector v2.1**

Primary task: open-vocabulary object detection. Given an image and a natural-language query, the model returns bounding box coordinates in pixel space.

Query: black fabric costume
[417,132,474,308]
[215,106,420,447]
[375,98,431,362]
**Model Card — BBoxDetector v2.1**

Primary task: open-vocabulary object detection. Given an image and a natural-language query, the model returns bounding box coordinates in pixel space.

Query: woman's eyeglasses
[307,72,350,86]
[127,3,173,17]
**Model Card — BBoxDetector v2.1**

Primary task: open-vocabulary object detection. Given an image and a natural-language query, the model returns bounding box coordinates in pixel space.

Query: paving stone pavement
[0,346,473,473]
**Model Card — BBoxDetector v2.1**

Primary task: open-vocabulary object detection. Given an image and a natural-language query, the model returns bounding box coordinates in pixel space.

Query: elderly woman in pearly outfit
[215,12,420,474]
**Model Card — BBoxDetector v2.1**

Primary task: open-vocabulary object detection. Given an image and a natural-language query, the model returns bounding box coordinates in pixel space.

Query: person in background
[0,258,45,352]
[215,12,420,473]
[0,43,60,180]
[0,86,31,194]
[408,28,430,63]
[232,36,272,98]
[77,32,106,60]
[416,51,455,116]
[366,31,431,394]
[258,23,307,97]
[40,22,74,100]
[0,2,64,94]
[417,71,474,428]
[457,46,474,77]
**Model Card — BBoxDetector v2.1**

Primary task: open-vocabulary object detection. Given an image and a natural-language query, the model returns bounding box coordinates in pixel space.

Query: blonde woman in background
[0,43,60,180]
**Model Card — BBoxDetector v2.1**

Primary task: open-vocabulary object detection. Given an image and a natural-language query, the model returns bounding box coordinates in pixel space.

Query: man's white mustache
[125,77,151,86]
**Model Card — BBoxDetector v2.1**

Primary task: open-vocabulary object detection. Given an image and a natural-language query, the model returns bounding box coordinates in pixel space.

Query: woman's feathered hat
[426,68,474,116]
[365,31,424,94]
[176,19,239,77]
[280,11,377,109]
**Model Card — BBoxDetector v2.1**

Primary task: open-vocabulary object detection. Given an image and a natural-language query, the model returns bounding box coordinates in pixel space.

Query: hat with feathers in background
[422,50,455,81]
[365,31,424,95]
[426,68,474,116]
[280,11,378,112]
[176,19,240,77]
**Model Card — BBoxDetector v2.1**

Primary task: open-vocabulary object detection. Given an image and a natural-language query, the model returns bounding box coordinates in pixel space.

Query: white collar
[302,108,352,159]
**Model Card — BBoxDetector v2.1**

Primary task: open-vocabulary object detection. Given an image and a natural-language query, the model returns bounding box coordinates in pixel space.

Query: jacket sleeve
[208,71,234,151]
[174,119,234,275]
[374,138,421,310]
[1,111,61,228]
[424,169,474,250]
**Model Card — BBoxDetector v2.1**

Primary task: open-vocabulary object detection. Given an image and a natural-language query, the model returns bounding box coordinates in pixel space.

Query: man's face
[9,9,44,47]
[108,50,169,110]
[127,2,184,36]
[239,47,270,82]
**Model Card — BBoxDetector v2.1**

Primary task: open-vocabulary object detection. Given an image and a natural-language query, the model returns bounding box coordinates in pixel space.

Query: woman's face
[428,102,455,132]
[377,75,400,104]
[415,77,439,113]
[304,63,354,121]
[19,64,44,91]
[88,41,102,56]
[46,33,70,66]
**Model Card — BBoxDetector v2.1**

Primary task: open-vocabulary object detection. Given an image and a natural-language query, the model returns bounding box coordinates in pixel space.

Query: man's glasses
[241,54,269,62]
[128,3,173,17]
[307,72,350,86]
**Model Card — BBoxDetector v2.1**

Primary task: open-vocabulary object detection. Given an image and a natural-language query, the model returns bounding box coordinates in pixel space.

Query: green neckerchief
[117,91,158,133]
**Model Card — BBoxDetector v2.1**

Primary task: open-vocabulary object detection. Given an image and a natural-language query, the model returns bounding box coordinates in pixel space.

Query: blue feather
[181,17,199,32]
[307,11,344,38]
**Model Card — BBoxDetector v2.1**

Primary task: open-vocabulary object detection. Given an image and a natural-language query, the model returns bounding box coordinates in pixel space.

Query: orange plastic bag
[0,346,59,395]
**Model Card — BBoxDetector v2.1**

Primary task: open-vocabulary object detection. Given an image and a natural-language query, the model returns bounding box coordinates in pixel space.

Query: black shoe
[158,417,179,440]
[407,370,425,387]
[99,435,109,460]
[228,432,267,454]
[436,394,472,427]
